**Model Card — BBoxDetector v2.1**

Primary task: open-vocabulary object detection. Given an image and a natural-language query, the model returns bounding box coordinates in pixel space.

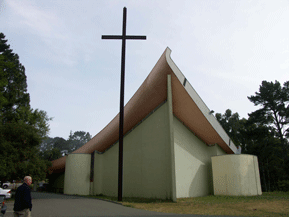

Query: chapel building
[49,48,261,201]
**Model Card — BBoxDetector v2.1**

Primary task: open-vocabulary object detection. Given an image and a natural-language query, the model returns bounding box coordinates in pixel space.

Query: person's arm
[23,187,32,211]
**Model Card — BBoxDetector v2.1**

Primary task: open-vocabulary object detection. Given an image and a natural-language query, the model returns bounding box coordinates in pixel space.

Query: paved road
[3,192,247,217]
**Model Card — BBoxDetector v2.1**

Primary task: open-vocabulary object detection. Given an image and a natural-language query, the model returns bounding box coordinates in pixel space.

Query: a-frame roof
[50,47,237,173]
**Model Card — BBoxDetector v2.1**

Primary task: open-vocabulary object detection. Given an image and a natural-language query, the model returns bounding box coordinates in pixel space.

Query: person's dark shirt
[13,183,32,211]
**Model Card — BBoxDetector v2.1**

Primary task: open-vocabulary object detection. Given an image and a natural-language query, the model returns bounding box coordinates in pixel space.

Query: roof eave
[165,47,237,154]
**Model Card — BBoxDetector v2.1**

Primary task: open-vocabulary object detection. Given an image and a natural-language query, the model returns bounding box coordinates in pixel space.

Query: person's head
[24,176,32,186]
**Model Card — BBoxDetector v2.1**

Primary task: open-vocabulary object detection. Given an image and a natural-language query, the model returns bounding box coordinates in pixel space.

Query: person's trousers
[14,208,31,217]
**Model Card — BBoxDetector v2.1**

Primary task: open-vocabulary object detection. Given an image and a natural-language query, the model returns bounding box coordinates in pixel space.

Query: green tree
[215,109,244,147]
[248,80,289,148]
[0,33,52,182]
[40,147,62,162]
[39,131,92,161]
[0,120,52,181]
[241,119,285,191]
[38,137,55,153]
[53,137,70,152]
[39,137,68,161]
[68,131,91,152]
[0,33,30,124]
[248,80,289,183]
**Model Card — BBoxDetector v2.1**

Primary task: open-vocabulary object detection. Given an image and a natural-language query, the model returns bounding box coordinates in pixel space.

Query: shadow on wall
[174,131,210,165]
[188,164,211,197]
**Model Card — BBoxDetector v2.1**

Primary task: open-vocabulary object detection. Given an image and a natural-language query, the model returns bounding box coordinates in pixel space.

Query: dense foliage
[0,33,92,181]
[39,131,92,161]
[0,33,53,182]
[216,80,289,192]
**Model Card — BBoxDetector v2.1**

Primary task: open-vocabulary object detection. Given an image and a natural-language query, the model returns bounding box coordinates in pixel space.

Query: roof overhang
[50,47,237,173]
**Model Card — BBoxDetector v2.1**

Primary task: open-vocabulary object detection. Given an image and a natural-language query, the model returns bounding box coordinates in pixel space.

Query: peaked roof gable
[50,47,237,173]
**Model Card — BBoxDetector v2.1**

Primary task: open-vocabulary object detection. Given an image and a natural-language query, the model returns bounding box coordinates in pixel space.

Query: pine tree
[0,33,30,124]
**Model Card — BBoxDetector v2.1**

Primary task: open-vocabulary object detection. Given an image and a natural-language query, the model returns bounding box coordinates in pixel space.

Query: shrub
[277,180,289,192]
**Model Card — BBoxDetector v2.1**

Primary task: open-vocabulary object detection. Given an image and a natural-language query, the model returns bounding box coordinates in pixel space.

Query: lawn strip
[121,199,289,216]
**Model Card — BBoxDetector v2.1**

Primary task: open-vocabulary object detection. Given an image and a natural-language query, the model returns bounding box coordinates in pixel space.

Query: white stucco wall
[173,116,226,198]
[64,154,91,195]
[211,154,262,196]
[94,102,174,200]
[94,143,118,197]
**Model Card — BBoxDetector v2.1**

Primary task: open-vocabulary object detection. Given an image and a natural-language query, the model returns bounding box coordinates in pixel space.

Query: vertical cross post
[102,7,146,202]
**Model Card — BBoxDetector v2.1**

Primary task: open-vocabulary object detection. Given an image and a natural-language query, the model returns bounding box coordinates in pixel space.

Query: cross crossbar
[102,35,146,40]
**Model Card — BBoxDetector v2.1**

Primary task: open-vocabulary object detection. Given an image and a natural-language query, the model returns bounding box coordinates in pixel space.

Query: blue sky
[1,0,288,140]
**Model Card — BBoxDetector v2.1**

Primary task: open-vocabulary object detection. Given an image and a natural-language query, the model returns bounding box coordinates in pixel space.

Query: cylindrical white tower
[64,153,91,195]
[211,154,262,196]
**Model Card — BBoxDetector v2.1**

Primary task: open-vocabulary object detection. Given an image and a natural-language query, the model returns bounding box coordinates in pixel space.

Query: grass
[83,192,289,217]
[6,191,289,216]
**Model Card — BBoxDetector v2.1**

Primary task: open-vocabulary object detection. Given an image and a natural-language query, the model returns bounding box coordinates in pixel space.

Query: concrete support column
[167,74,177,202]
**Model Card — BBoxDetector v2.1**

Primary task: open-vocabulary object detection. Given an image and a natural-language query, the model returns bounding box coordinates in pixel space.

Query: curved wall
[64,154,91,195]
[211,154,262,196]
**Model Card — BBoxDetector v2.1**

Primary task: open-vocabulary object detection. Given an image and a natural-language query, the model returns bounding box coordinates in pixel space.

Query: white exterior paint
[64,154,91,195]
[173,116,226,198]
[93,102,174,200]
[212,154,262,196]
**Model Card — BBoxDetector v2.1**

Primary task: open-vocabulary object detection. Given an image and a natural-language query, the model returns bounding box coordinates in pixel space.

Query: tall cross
[102,7,146,202]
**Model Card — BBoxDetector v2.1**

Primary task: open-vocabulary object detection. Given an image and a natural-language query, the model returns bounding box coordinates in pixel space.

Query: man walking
[14,176,32,217]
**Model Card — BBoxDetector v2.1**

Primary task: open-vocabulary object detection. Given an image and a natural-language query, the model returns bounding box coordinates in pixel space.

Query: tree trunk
[266,158,271,192]
[261,161,267,192]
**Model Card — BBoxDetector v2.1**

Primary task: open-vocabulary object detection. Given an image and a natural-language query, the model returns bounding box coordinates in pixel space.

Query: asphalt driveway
[3,192,247,217]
